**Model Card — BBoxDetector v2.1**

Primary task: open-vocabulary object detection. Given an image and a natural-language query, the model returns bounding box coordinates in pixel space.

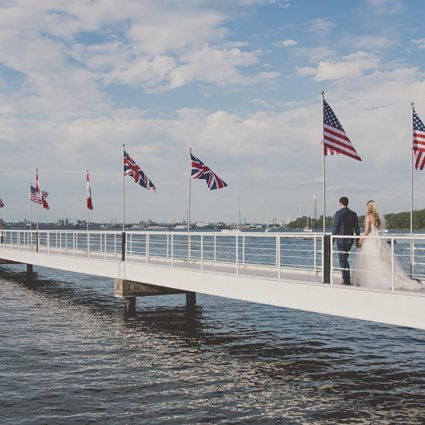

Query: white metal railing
[2,229,425,290]
[331,234,425,290]
[0,230,323,278]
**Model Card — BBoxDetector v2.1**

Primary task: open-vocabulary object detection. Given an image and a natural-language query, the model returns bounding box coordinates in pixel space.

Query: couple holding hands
[333,196,423,290]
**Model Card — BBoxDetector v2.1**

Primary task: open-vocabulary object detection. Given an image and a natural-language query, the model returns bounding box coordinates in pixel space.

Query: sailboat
[303,216,313,232]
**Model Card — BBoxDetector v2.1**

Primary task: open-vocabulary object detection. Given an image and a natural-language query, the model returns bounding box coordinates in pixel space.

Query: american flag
[86,171,93,210]
[413,107,425,170]
[323,99,361,161]
[29,185,48,204]
[191,151,228,190]
[0,198,4,208]
[124,150,156,192]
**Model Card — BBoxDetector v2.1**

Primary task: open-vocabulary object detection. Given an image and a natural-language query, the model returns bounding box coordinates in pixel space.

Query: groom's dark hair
[339,196,349,206]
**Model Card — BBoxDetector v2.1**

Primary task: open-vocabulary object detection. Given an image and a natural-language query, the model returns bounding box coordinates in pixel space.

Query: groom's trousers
[337,242,353,283]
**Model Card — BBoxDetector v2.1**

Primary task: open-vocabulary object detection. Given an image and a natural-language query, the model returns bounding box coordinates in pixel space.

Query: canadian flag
[86,171,93,210]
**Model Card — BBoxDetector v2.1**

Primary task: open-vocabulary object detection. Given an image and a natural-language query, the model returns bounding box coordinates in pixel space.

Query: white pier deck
[0,229,425,331]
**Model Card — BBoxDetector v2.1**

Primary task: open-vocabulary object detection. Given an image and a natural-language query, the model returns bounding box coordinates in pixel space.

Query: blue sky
[1,0,425,224]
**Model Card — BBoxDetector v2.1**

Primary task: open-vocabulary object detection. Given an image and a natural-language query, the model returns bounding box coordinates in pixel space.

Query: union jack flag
[413,107,425,170]
[323,99,361,161]
[124,150,156,192]
[0,198,4,208]
[191,151,228,190]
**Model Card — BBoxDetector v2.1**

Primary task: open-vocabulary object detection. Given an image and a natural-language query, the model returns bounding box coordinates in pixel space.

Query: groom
[333,196,360,285]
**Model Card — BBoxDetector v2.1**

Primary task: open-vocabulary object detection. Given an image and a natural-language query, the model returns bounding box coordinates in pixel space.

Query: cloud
[367,0,403,15]
[411,39,425,50]
[298,52,380,81]
[307,18,335,34]
[273,39,297,47]
[354,35,397,49]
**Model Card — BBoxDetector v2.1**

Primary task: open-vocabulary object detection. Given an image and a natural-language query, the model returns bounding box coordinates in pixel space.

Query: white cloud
[411,39,425,50]
[308,18,335,34]
[301,52,381,81]
[367,0,403,15]
[354,35,397,49]
[273,39,297,47]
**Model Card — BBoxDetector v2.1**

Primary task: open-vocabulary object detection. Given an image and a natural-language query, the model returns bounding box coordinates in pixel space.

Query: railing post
[171,234,174,267]
[391,238,395,292]
[322,234,331,284]
[166,234,169,260]
[243,234,245,265]
[313,234,317,272]
[121,231,126,261]
[87,232,90,257]
[236,235,239,275]
[277,236,281,279]
[201,234,204,271]
[146,234,150,264]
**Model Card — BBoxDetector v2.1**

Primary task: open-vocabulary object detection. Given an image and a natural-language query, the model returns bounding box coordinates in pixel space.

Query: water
[1,264,425,424]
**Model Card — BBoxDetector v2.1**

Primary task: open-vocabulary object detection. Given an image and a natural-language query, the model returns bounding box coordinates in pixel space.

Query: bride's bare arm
[357,215,371,247]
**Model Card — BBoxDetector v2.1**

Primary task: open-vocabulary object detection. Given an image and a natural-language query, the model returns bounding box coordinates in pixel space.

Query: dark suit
[333,206,360,283]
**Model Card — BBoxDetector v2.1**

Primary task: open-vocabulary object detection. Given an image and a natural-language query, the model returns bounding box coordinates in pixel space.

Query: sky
[1,0,425,225]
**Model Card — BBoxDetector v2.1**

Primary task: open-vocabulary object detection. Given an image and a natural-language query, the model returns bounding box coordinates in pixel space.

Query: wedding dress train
[351,225,424,291]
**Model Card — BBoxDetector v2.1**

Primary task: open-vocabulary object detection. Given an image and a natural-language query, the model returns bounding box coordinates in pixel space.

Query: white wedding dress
[351,224,424,291]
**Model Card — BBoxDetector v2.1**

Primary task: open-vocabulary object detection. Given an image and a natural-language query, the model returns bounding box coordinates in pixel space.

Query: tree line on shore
[287,208,425,230]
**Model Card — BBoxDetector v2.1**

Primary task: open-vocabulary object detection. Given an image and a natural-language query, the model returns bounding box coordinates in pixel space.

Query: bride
[351,200,424,290]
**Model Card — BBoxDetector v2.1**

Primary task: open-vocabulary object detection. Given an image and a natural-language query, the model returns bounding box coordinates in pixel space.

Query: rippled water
[1,264,425,424]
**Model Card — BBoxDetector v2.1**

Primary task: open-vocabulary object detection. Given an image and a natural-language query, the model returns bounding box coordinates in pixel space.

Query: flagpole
[187,148,192,260]
[188,148,192,233]
[29,183,32,232]
[410,102,414,275]
[36,170,39,233]
[321,91,326,234]
[122,144,126,232]
[87,170,89,233]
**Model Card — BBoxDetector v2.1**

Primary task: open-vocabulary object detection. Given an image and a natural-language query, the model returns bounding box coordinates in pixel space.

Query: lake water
[1,262,425,424]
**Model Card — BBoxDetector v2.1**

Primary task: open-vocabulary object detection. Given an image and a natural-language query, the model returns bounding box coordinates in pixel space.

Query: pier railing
[0,230,323,278]
[1,230,425,289]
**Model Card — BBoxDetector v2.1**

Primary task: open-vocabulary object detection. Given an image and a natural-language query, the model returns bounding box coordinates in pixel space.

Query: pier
[0,229,425,330]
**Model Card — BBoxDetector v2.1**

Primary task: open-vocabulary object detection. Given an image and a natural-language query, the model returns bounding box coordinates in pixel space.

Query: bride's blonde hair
[366,200,381,229]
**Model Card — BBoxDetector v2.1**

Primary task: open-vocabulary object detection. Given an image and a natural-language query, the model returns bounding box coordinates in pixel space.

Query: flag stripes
[323,99,361,161]
[413,107,425,170]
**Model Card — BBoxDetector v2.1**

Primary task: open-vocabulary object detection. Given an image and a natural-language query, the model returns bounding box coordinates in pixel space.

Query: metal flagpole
[188,148,192,233]
[122,144,126,232]
[410,102,414,275]
[87,172,89,233]
[35,170,39,253]
[321,91,326,234]
[29,183,32,232]
[187,148,192,259]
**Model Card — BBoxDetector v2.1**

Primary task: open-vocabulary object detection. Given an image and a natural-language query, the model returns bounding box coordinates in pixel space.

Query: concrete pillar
[26,264,33,280]
[186,291,197,308]
[124,297,136,315]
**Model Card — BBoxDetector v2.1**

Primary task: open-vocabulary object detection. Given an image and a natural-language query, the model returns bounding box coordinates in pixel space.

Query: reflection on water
[1,264,425,424]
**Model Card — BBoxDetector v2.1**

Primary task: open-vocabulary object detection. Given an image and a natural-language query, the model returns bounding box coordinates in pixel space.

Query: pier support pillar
[114,279,188,313]
[26,264,33,280]
[185,292,197,308]
[124,297,136,315]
